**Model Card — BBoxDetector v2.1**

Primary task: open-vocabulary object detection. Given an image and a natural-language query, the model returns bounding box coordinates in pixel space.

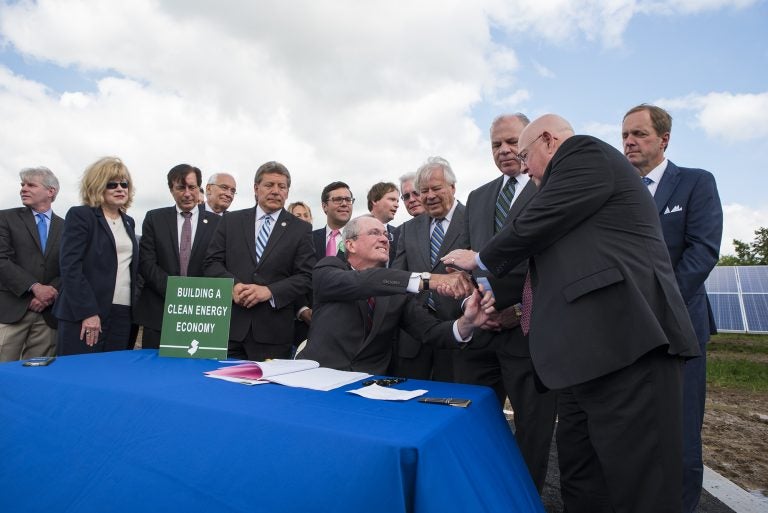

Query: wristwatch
[421,272,431,291]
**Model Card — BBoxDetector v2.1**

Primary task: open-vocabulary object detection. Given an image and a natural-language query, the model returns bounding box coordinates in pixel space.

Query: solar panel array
[705,266,768,333]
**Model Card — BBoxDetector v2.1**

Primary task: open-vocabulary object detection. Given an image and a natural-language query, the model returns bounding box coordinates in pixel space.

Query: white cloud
[720,203,768,255]
[658,91,768,142]
[532,60,555,79]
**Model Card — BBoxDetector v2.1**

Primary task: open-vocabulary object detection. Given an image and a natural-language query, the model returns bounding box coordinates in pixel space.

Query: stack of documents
[205,359,370,391]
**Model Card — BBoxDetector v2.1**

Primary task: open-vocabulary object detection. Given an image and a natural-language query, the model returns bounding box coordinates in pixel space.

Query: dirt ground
[703,385,768,497]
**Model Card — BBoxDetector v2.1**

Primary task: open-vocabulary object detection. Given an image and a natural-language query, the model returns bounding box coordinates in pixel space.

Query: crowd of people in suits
[0,104,722,513]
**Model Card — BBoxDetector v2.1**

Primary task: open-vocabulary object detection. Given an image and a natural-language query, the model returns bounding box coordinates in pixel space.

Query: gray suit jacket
[301,256,455,375]
[392,203,467,357]
[0,207,63,328]
[465,177,536,355]
[480,136,699,389]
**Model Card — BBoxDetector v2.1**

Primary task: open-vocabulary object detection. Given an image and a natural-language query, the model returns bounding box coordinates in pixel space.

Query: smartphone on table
[22,356,56,367]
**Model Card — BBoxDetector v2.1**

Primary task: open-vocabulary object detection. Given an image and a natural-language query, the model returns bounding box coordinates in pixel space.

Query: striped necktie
[255,214,272,262]
[494,177,516,234]
[427,219,445,311]
[641,176,653,186]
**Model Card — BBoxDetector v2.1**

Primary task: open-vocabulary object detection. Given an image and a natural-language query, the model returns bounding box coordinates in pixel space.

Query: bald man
[444,114,700,513]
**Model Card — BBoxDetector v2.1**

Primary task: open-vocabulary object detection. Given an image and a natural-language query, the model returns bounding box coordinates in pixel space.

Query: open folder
[205,359,370,391]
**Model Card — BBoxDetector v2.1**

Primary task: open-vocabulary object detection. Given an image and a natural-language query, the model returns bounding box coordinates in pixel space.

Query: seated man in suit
[301,215,492,375]
[134,164,221,349]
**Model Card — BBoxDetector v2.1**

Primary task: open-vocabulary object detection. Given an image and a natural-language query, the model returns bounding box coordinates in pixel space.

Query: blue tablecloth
[0,350,543,513]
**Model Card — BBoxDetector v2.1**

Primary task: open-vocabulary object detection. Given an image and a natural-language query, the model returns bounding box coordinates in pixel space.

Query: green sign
[159,276,233,359]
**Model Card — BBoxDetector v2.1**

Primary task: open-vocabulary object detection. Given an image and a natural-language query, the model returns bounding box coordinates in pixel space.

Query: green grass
[706,333,768,391]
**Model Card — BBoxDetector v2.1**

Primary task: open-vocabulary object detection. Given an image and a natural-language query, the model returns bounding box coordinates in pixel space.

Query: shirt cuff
[475,253,488,271]
[407,273,421,293]
[452,321,472,343]
[296,306,309,320]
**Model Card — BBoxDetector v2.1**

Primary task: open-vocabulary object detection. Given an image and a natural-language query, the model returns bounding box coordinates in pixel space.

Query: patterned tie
[520,270,533,335]
[494,177,516,234]
[427,219,445,310]
[326,229,340,257]
[641,176,654,186]
[430,219,445,266]
[366,297,376,336]
[36,213,47,253]
[255,214,272,263]
[179,211,193,276]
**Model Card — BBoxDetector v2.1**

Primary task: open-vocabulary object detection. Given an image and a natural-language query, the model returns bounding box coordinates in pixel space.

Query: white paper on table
[268,367,370,391]
[347,384,428,401]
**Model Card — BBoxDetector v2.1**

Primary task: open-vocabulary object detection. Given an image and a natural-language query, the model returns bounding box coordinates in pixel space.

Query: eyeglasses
[514,134,544,165]
[401,191,420,201]
[106,181,129,190]
[328,196,355,205]
[362,378,407,387]
[212,183,236,195]
[351,229,393,242]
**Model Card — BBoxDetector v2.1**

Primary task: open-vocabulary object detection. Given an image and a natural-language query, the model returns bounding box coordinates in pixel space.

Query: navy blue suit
[53,206,139,354]
[651,161,722,512]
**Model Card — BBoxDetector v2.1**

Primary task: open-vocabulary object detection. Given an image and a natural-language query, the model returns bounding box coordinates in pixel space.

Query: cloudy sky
[1,0,766,254]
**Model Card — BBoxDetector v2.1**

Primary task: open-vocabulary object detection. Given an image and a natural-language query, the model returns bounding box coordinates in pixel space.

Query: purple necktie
[179,211,192,276]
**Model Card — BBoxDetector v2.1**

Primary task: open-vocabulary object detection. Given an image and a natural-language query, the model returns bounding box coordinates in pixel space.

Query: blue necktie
[427,219,445,310]
[641,176,654,186]
[36,213,47,253]
[255,214,272,262]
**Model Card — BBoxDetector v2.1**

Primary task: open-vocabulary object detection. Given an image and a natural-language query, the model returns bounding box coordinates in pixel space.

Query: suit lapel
[20,208,44,253]
[95,208,117,250]
[190,211,213,256]
[413,215,431,269]
[243,207,259,267]
[653,161,680,214]
[258,209,289,266]
[478,177,503,245]
[163,208,181,260]
[46,214,63,258]
[507,180,537,223]
[356,295,390,355]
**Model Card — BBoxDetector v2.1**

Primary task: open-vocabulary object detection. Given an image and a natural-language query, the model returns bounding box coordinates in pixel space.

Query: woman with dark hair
[54,156,139,355]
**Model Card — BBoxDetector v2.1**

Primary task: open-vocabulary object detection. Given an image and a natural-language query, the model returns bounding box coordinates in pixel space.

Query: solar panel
[705,266,768,333]
[708,293,745,332]
[705,266,739,293]
[738,267,768,293]
[743,294,768,333]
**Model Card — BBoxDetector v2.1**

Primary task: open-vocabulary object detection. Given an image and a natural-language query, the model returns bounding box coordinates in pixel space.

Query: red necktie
[366,297,376,335]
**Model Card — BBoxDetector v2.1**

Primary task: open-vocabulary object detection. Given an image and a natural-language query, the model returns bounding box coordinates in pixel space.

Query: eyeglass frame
[350,228,394,242]
[326,196,355,205]
[401,191,421,201]
[514,133,544,165]
[211,183,237,195]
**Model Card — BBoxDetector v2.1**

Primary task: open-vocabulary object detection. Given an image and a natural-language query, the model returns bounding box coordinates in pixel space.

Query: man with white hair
[204,172,237,215]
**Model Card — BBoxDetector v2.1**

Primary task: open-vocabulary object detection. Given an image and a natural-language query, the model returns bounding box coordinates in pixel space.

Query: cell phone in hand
[22,356,56,367]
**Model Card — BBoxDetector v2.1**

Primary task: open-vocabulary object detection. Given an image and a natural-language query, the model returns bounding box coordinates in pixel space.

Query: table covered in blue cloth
[0,350,543,513]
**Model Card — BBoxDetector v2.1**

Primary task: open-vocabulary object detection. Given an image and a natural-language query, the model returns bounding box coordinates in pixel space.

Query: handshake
[427,269,478,300]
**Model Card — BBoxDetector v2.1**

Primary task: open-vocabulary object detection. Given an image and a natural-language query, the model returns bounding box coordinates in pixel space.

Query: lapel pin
[281,222,287,227]
[203,219,208,224]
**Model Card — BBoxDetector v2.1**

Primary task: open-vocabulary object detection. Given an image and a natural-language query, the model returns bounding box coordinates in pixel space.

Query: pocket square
[664,205,683,214]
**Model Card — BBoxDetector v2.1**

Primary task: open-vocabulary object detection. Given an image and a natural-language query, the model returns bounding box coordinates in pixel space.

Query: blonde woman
[54,157,139,355]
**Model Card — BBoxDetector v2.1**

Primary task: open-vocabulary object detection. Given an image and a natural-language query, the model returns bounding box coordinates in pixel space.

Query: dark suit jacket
[480,136,699,389]
[465,178,537,356]
[387,224,400,265]
[312,227,327,260]
[0,207,63,328]
[301,256,456,374]
[53,206,139,323]
[204,207,315,345]
[654,161,722,343]
[392,203,467,357]
[134,206,221,331]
